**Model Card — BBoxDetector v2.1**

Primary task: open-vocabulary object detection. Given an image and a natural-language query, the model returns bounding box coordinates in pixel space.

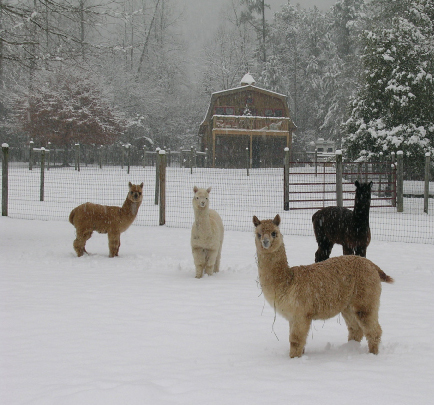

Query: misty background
[1,0,433,173]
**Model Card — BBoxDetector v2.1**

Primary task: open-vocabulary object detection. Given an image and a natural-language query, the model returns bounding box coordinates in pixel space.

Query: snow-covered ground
[1,216,433,405]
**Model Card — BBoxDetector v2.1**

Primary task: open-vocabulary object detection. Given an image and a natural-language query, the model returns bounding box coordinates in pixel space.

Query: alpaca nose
[262,238,270,249]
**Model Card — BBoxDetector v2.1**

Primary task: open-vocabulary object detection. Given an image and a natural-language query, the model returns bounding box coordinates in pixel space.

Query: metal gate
[285,160,396,210]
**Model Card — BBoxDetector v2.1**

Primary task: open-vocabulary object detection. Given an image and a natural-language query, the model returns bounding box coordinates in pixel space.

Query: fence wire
[1,163,433,244]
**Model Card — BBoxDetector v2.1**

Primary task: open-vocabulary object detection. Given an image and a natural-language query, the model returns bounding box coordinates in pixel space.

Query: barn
[198,74,296,168]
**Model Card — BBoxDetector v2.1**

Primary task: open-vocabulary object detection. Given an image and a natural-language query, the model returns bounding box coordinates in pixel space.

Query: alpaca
[253,214,393,358]
[312,180,373,263]
[69,182,143,257]
[191,186,224,278]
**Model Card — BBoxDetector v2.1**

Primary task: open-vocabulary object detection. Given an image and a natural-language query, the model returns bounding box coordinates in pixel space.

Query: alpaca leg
[108,233,120,258]
[289,317,311,358]
[355,245,367,257]
[73,230,92,257]
[213,244,222,273]
[355,309,382,354]
[342,245,354,255]
[205,249,219,276]
[341,309,364,342]
[315,239,333,262]
[192,248,206,278]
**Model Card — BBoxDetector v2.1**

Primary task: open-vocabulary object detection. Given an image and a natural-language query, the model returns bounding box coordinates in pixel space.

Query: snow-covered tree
[12,67,125,148]
[344,0,434,171]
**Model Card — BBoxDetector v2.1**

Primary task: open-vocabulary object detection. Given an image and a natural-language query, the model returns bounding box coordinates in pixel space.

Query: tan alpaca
[253,214,393,358]
[69,182,143,257]
[191,186,224,278]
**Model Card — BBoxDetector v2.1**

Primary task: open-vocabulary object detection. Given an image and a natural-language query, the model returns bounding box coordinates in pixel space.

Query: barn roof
[200,84,290,127]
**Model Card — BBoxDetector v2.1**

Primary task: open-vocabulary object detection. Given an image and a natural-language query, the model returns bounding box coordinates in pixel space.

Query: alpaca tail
[377,267,394,284]
[69,208,76,225]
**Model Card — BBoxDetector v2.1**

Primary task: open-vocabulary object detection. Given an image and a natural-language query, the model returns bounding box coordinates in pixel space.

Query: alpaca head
[253,214,283,253]
[354,181,373,209]
[128,182,144,203]
[193,186,211,210]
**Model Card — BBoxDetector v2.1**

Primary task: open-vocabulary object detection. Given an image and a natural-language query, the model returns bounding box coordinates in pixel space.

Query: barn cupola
[240,73,256,86]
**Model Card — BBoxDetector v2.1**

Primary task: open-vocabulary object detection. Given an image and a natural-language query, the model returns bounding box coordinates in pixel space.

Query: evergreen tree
[344,0,434,173]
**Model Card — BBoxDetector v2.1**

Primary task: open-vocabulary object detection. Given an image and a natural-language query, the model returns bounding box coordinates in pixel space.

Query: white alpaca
[191,186,224,278]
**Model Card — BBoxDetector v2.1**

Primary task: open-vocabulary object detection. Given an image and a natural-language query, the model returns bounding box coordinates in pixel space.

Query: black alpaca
[312,181,373,263]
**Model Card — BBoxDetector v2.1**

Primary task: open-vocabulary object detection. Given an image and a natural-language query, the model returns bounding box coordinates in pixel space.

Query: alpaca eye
[271,232,277,238]
[257,233,261,239]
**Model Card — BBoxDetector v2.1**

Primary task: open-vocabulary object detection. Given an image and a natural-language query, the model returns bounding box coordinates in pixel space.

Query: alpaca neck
[258,243,293,287]
[121,198,141,221]
[353,200,370,226]
[194,206,211,230]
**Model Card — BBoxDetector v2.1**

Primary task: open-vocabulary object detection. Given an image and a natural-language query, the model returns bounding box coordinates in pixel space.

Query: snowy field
[1,216,434,405]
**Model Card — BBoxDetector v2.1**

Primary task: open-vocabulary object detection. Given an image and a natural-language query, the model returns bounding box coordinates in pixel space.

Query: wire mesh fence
[1,159,433,244]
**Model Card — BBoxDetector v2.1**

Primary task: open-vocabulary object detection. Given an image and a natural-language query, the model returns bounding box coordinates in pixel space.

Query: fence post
[47,142,51,170]
[424,152,431,214]
[314,149,318,176]
[205,148,209,168]
[336,150,343,207]
[40,147,45,201]
[99,145,103,169]
[126,144,131,174]
[29,140,34,170]
[75,143,80,171]
[396,150,403,212]
[190,146,194,174]
[284,147,290,211]
[159,150,166,225]
[246,147,250,176]
[2,144,9,216]
[378,152,383,197]
[155,147,160,205]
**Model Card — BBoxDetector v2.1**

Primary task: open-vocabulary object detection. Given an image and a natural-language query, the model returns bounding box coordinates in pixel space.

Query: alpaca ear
[129,182,133,188]
[273,214,281,226]
[253,216,261,227]
[355,180,360,188]
[193,186,198,193]
[369,181,373,188]
[139,182,144,188]
[207,187,212,193]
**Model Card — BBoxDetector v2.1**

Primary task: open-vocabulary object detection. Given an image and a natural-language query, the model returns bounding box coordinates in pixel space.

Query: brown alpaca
[69,182,143,257]
[253,214,393,358]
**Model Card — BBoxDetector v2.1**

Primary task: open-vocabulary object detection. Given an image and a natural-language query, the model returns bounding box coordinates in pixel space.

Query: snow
[1,216,434,404]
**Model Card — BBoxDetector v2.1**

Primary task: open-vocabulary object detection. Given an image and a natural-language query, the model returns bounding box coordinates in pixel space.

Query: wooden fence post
[40,147,46,201]
[424,152,431,214]
[47,142,51,170]
[155,148,160,205]
[378,152,383,197]
[99,145,103,169]
[29,140,34,170]
[396,151,403,212]
[246,147,250,176]
[2,144,9,216]
[159,150,166,225]
[75,143,80,171]
[205,148,209,168]
[126,144,131,174]
[314,149,318,177]
[336,150,343,207]
[284,147,290,211]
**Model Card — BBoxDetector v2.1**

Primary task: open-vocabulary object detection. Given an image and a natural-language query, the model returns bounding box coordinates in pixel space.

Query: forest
[1,0,433,166]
